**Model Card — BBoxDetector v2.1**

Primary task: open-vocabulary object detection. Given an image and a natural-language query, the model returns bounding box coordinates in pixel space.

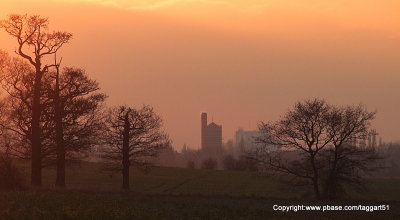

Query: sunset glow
[1,0,399,149]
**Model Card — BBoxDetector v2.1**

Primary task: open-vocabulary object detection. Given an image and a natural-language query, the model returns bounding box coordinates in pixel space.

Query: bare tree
[45,66,106,187]
[0,149,24,190]
[0,52,53,162]
[1,14,72,185]
[253,99,379,199]
[322,105,378,199]
[0,51,105,187]
[102,105,169,190]
[0,78,24,190]
[255,99,333,199]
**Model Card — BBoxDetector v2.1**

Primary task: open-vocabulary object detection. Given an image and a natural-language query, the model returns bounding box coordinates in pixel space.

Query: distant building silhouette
[201,113,222,153]
[356,129,379,149]
[235,128,279,156]
[235,128,260,155]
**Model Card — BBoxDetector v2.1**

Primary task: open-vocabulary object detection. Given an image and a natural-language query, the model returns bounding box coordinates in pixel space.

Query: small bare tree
[0,91,24,190]
[1,14,72,186]
[102,105,169,190]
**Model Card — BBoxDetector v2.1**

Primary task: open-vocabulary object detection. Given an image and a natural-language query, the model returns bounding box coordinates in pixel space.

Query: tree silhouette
[253,99,380,199]
[45,66,106,187]
[102,105,169,190]
[0,51,105,187]
[255,99,332,199]
[322,105,378,199]
[1,14,72,186]
[0,52,54,163]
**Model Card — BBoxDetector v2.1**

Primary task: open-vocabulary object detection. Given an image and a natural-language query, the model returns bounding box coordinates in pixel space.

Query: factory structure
[234,128,279,155]
[201,112,222,155]
[354,129,379,149]
[200,112,280,157]
[234,129,260,155]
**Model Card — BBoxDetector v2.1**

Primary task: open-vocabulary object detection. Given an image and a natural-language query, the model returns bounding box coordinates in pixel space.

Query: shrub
[0,154,24,190]
[202,158,217,170]
[187,160,195,169]
[223,155,258,171]
[223,155,237,170]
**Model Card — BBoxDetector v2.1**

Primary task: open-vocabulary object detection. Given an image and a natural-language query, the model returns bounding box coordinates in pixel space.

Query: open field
[1,161,400,219]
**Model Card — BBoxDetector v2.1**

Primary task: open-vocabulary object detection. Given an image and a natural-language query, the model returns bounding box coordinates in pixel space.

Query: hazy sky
[1,0,399,149]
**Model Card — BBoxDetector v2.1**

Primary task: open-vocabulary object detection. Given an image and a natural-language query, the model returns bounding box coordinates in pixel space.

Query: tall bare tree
[102,105,169,190]
[0,51,105,187]
[45,66,106,187]
[1,14,72,185]
[0,52,53,162]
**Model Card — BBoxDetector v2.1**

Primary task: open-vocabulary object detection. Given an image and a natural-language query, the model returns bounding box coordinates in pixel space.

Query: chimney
[201,113,207,149]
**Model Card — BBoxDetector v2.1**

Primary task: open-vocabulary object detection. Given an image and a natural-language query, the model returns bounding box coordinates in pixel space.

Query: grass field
[1,161,399,219]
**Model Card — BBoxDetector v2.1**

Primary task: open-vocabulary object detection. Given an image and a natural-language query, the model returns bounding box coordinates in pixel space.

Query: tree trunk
[310,154,321,199]
[54,65,66,187]
[122,159,130,190]
[313,177,321,200]
[122,113,130,190]
[324,147,339,199]
[31,66,43,186]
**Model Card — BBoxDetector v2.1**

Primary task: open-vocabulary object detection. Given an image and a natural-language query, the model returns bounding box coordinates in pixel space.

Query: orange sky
[1,0,400,149]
